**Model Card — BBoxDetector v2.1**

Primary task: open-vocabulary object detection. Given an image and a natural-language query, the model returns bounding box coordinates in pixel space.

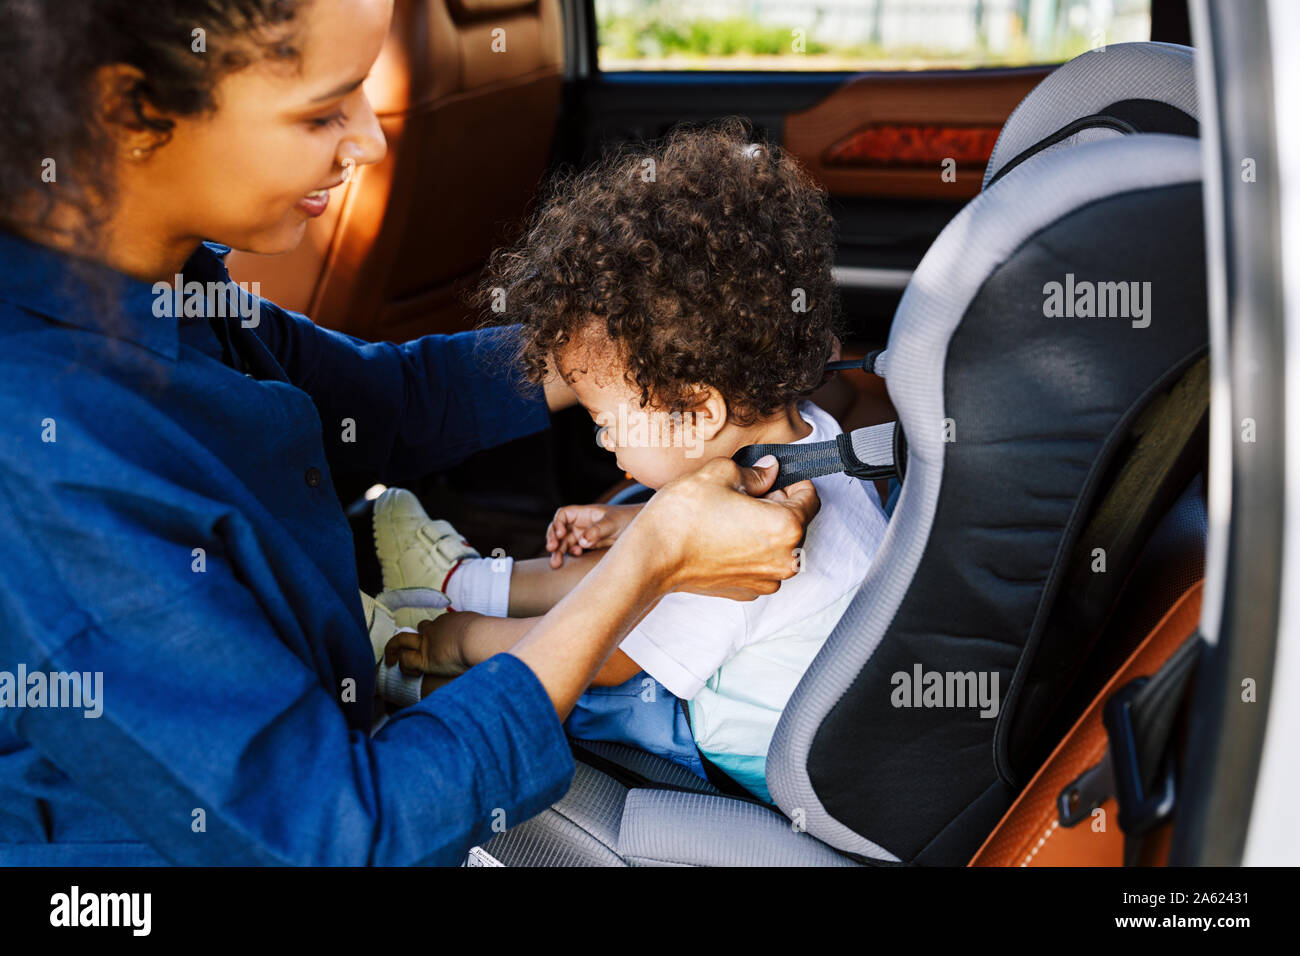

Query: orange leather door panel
[784,68,1049,199]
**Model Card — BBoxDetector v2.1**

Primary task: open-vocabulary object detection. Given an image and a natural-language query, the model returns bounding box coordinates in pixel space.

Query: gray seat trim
[480,763,631,866]
[983,42,1197,188]
[616,789,860,867]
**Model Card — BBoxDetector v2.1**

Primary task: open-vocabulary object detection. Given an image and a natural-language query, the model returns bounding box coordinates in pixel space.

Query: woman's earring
[131,147,145,159]
[340,157,356,185]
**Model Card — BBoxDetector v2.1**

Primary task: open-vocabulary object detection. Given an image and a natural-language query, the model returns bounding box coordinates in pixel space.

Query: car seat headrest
[983,42,1198,190]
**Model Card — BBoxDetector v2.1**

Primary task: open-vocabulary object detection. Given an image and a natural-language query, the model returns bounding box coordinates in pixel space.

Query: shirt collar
[0,230,236,362]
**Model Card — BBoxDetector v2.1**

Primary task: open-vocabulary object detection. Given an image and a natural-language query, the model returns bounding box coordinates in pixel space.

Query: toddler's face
[554,342,712,491]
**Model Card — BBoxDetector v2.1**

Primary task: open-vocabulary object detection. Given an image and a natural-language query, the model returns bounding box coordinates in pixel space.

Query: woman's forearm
[507,551,604,617]
[507,523,668,719]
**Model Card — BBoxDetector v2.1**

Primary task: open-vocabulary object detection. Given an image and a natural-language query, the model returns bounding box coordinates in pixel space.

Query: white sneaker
[361,588,448,658]
[361,589,441,708]
[372,488,479,593]
[360,590,400,666]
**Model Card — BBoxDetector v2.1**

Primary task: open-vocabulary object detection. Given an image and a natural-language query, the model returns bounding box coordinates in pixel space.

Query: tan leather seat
[227,0,563,341]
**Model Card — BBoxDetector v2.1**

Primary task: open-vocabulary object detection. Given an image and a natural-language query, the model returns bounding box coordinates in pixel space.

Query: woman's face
[113,0,392,269]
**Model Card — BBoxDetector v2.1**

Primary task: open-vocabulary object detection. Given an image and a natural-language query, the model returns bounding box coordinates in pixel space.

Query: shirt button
[304,467,322,487]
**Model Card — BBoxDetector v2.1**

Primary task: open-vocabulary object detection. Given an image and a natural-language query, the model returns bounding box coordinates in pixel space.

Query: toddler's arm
[385,611,643,692]
[444,504,643,618]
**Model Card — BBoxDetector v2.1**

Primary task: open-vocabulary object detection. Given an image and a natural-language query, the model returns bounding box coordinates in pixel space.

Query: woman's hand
[545,503,644,568]
[621,455,820,601]
[506,454,820,718]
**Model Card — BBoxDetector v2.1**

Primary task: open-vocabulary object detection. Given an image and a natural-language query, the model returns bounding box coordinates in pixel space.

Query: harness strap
[734,420,903,490]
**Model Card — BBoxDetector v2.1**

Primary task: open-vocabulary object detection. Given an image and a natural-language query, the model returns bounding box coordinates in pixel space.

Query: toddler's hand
[545,503,643,568]
[383,612,472,678]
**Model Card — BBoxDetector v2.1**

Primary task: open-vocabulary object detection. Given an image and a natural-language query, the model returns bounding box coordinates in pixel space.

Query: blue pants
[565,672,707,779]
[884,476,902,517]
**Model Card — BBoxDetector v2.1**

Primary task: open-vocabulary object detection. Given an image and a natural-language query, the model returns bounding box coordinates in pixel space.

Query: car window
[596,0,1153,72]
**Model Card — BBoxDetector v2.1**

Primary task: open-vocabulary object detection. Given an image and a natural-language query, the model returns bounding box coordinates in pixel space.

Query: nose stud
[340,157,356,185]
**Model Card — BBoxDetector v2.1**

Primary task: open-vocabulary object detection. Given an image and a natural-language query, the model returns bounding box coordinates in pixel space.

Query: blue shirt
[0,230,574,865]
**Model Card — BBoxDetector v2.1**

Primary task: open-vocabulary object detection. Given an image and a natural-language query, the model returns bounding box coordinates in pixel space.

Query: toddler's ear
[688,386,729,442]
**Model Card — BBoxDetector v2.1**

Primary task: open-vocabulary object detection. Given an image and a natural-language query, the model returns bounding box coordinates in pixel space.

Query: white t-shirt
[619,401,889,799]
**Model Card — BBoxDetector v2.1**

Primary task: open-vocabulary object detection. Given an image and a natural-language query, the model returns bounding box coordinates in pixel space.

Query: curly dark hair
[480,119,840,426]
[0,0,305,239]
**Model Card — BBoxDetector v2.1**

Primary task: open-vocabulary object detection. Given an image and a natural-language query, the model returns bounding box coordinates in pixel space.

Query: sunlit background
[596,0,1152,71]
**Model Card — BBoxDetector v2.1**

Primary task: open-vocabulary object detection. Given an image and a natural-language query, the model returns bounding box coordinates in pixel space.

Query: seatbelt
[734,350,905,490]
[568,738,786,816]
[1100,630,1201,865]
[1055,632,1200,865]
[676,698,776,806]
[969,581,1203,866]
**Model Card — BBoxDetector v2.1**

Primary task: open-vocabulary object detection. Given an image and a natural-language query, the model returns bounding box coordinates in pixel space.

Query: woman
[0,0,818,865]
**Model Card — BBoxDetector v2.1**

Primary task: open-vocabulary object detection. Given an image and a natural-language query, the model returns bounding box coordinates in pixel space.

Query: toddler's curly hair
[479,119,840,425]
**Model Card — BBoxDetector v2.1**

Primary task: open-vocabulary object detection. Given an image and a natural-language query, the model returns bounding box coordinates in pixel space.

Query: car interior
[226,0,1210,866]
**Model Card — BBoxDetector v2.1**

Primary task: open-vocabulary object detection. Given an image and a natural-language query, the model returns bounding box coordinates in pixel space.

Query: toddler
[374,122,888,801]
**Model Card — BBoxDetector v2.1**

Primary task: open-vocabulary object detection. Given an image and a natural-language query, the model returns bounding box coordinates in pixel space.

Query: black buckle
[1102,678,1177,836]
[1057,751,1113,828]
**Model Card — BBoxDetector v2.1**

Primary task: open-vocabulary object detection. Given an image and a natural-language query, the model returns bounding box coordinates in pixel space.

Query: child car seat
[472,43,1208,866]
